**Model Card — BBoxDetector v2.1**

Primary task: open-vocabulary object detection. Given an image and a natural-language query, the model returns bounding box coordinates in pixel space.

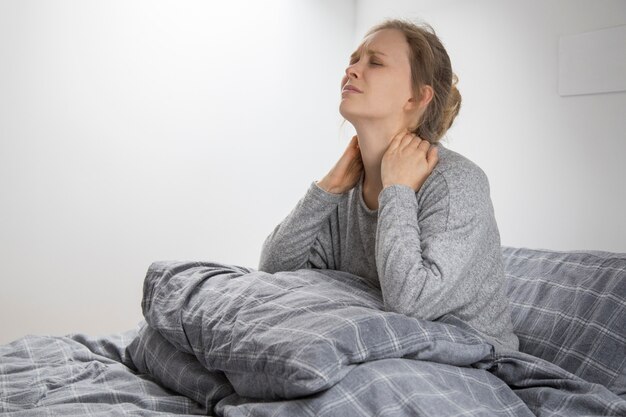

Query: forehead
[353,28,409,60]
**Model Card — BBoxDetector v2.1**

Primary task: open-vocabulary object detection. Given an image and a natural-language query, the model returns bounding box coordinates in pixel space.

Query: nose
[345,63,358,79]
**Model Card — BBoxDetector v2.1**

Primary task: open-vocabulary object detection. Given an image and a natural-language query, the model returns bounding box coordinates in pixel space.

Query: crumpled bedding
[2,260,625,416]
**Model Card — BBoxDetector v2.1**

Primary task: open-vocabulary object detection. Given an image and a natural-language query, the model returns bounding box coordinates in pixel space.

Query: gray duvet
[2,248,626,416]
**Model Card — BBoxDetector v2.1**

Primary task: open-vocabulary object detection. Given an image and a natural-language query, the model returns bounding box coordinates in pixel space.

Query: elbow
[381,286,418,318]
[380,265,446,321]
[258,240,278,273]
[257,249,300,274]
[383,300,409,317]
[257,261,276,274]
[383,298,439,321]
[382,297,419,319]
[258,248,280,274]
[258,257,310,274]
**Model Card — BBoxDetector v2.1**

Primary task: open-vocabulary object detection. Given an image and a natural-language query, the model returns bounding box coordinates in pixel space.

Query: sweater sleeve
[375,168,496,321]
[257,180,346,273]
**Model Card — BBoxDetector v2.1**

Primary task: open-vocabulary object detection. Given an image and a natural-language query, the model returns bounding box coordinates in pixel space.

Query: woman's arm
[375,166,498,321]
[259,135,362,274]
[257,181,345,273]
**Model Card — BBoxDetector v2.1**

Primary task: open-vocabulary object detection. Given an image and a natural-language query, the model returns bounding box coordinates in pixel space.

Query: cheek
[387,76,412,103]
[376,77,404,101]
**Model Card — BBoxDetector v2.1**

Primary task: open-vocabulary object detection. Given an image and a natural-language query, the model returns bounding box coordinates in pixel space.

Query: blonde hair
[346,18,461,144]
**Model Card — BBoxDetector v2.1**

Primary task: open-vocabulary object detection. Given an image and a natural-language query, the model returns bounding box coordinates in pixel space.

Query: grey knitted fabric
[259,143,519,353]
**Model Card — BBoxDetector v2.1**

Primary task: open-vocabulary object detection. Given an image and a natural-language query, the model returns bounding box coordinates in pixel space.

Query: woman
[258,18,519,353]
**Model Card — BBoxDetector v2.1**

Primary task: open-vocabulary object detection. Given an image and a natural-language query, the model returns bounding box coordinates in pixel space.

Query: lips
[342,84,363,93]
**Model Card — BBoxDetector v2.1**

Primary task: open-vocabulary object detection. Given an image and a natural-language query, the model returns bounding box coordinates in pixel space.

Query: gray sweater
[258,143,519,353]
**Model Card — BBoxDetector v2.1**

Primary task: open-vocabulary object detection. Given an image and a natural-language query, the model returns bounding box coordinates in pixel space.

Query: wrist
[316,179,344,195]
[383,182,415,192]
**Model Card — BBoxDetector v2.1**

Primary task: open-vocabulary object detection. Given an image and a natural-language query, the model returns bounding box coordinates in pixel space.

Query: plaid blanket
[501,246,626,396]
[2,255,625,416]
[2,326,624,416]
[0,328,208,416]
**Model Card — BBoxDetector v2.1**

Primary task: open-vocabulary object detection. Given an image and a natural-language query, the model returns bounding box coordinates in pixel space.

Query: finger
[417,139,431,153]
[399,132,416,150]
[407,134,422,148]
[387,129,410,152]
[426,145,439,171]
[346,136,360,154]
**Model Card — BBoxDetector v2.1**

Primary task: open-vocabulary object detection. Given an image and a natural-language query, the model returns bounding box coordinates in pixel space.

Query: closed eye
[349,58,382,66]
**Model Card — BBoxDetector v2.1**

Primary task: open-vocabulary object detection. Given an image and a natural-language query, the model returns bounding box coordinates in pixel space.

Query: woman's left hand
[381,130,439,192]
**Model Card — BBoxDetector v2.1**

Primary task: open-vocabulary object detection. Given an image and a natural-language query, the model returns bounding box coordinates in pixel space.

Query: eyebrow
[350,48,387,60]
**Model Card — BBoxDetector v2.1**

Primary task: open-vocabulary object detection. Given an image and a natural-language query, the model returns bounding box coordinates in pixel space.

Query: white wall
[356,0,626,253]
[1,0,624,345]
[0,0,356,344]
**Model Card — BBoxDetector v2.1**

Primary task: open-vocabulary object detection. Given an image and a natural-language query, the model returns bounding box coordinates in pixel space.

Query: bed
[1,245,625,416]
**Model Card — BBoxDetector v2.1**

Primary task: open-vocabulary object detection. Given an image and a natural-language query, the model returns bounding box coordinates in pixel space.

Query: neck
[353,118,410,194]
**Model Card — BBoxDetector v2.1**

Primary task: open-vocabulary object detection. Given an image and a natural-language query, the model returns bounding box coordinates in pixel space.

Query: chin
[338,103,358,124]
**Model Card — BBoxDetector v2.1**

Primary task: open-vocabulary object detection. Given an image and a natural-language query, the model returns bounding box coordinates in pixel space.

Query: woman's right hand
[316,135,364,194]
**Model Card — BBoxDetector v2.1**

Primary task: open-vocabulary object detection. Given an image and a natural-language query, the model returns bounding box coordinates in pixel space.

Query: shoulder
[421,143,490,199]
[416,144,494,229]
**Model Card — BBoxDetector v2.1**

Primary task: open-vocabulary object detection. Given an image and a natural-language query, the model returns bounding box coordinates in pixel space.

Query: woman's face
[340,28,415,124]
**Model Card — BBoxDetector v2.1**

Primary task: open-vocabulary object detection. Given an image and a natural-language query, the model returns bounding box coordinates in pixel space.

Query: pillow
[501,246,626,398]
[142,261,495,400]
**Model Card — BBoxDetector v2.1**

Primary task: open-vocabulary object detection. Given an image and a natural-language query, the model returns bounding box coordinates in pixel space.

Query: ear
[405,84,434,112]
[417,85,434,110]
